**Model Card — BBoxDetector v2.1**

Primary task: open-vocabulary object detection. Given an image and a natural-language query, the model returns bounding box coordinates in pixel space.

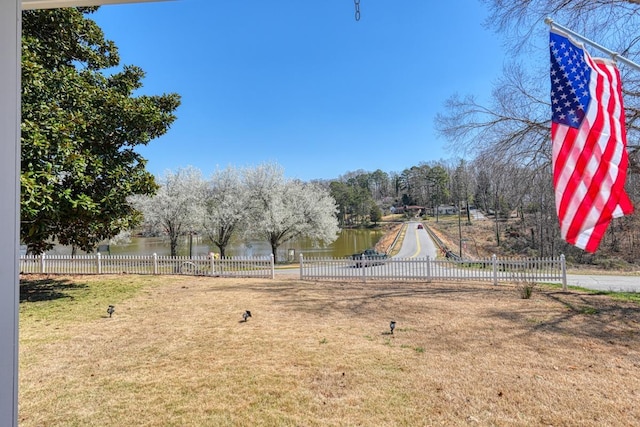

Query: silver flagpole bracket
[545,17,640,71]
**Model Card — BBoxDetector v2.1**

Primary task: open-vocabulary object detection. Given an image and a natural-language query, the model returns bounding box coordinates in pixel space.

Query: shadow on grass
[230,279,504,318]
[20,278,88,303]
[487,289,640,345]
[217,279,640,345]
[545,290,640,339]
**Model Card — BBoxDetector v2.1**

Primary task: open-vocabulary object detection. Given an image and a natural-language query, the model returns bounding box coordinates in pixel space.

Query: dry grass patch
[19,275,640,426]
[426,216,498,259]
[375,222,404,256]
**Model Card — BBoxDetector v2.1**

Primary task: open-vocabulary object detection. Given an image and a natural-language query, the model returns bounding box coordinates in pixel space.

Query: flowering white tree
[244,163,340,261]
[202,166,249,257]
[129,166,204,256]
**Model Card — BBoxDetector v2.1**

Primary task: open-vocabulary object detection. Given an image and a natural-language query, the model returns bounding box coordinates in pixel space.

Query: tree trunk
[170,236,178,257]
[494,193,500,246]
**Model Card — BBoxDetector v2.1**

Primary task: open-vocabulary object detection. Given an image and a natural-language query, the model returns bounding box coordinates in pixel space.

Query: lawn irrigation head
[390,320,396,334]
[107,305,115,318]
[242,310,252,322]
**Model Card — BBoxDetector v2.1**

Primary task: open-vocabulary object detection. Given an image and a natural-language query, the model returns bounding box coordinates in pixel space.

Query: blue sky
[92,0,508,181]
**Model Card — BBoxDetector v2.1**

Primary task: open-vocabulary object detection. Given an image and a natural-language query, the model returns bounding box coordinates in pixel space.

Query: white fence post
[299,254,304,280]
[40,252,46,274]
[96,252,102,275]
[153,253,158,275]
[209,252,215,276]
[426,256,431,282]
[492,254,498,285]
[561,254,567,291]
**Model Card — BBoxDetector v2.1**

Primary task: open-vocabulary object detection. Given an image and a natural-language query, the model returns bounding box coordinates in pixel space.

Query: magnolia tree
[129,167,204,256]
[201,166,249,257]
[21,8,180,254]
[244,163,340,261]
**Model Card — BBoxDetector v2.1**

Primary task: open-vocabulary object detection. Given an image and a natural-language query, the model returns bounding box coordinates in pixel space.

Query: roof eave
[22,0,169,10]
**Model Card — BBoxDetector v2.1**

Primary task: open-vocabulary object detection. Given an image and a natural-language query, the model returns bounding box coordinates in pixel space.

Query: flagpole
[545,17,640,72]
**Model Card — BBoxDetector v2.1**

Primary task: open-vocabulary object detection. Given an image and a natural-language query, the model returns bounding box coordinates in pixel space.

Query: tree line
[324,156,639,265]
[129,164,340,261]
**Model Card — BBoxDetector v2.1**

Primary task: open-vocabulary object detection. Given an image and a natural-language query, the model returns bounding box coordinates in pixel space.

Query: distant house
[435,205,457,215]
[391,205,425,216]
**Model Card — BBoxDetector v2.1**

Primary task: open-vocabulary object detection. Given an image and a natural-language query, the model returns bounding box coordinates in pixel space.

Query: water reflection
[109,228,385,261]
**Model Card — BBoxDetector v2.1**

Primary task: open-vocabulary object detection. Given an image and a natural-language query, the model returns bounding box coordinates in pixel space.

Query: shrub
[516,281,536,299]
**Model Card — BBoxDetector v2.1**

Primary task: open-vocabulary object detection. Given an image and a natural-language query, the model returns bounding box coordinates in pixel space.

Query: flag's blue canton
[550,32,591,128]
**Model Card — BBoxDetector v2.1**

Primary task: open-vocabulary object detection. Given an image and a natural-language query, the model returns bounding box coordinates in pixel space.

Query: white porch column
[0,1,21,425]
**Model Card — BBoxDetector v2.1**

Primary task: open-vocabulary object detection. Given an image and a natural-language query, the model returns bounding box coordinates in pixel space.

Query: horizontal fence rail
[20,253,567,290]
[20,253,275,279]
[300,254,567,289]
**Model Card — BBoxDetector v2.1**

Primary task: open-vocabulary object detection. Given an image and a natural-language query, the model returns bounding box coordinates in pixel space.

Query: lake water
[108,228,385,261]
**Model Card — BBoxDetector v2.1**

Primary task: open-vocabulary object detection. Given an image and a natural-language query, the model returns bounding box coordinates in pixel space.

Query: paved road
[565,274,640,292]
[469,209,486,220]
[393,221,437,259]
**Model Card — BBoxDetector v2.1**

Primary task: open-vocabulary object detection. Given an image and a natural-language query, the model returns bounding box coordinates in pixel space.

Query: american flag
[550,29,633,252]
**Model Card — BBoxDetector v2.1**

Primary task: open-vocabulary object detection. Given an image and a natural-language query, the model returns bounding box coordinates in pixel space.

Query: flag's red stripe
[564,60,617,243]
[575,61,633,250]
[551,46,633,252]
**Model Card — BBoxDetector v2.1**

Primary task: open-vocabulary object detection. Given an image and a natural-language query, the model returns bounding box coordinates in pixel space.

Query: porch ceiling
[22,0,168,10]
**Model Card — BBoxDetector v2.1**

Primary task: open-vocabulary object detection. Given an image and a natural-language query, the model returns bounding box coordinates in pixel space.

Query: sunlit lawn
[19,274,640,426]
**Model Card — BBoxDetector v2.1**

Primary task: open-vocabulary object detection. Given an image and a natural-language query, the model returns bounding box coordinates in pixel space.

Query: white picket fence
[20,253,275,279]
[299,254,567,289]
[20,252,567,289]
